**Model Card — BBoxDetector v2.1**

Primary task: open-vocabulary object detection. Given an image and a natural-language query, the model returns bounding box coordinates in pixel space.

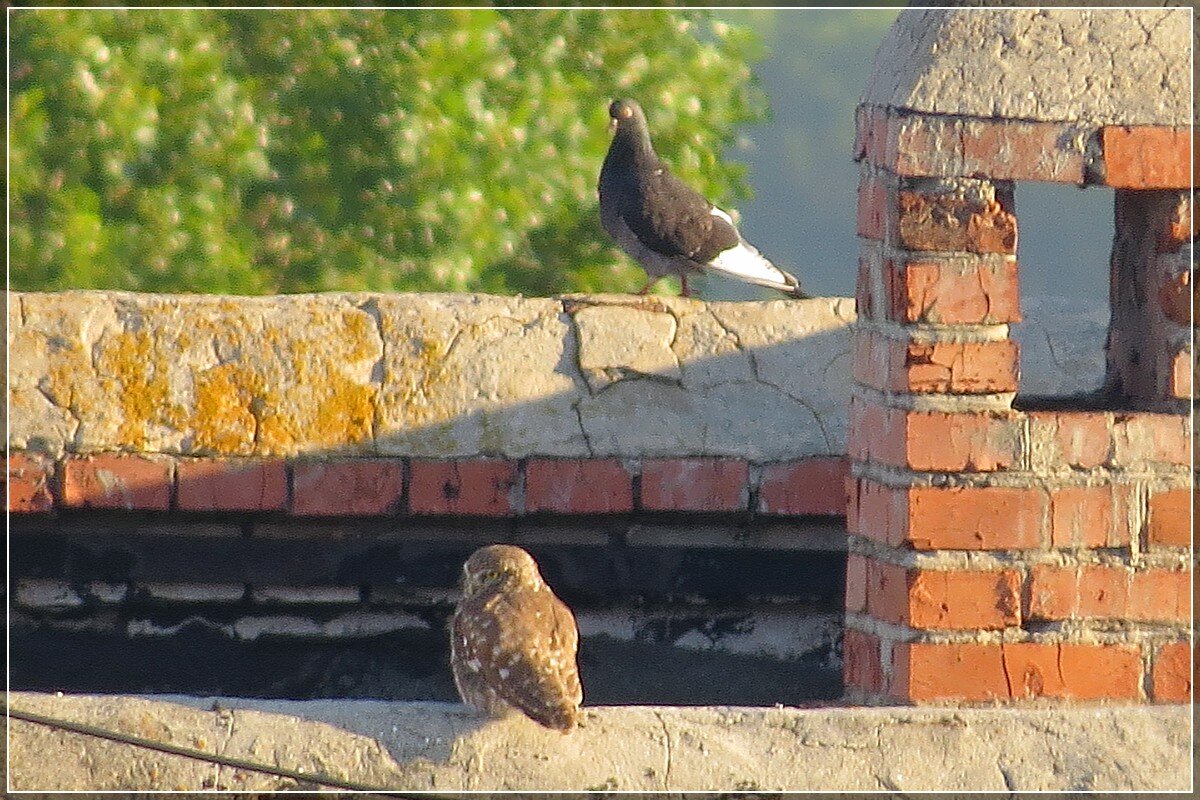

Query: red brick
[7,452,55,513]
[889,259,1020,325]
[1102,126,1190,189]
[866,560,1020,630]
[1028,565,1189,623]
[845,553,868,613]
[887,113,951,176]
[846,397,880,463]
[865,559,909,625]
[60,454,173,511]
[958,118,1085,184]
[853,331,1019,394]
[1028,564,1125,620]
[757,457,848,516]
[907,485,1045,550]
[176,459,287,512]
[525,458,633,514]
[641,458,749,512]
[845,475,861,531]
[893,190,1017,255]
[856,173,887,240]
[892,642,1141,702]
[1030,411,1112,470]
[291,459,404,516]
[907,568,1021,630]
[1151,641,1193,702]
[856,480,1094,551]
[1049,486,1114,549]
[843,628,884,694]
[407,458,517,516]
[1146,489,1191,547]
[903,340,1019,394]
[853,104,889,166]
[891,641,1003,701]
[846,478,908,546]
[1128,568,1191,623]
[886,114,1086,183]
[901,409,1020,472]
[1111,412,1189,467]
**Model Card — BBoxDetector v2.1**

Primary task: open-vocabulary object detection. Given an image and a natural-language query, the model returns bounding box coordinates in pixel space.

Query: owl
[450,544,583,732]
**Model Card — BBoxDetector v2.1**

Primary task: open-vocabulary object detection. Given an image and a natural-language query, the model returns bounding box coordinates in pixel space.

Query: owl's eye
[484,569,501,582]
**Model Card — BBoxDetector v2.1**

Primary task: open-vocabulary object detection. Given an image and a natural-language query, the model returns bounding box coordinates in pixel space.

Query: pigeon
[598,98,807,299]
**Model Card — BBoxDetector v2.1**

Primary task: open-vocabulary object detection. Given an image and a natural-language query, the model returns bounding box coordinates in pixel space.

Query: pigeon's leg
[680,274,691,298]
[637,277,659,296]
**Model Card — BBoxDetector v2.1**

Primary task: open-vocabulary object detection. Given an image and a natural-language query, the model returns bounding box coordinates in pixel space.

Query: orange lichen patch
[93,327,190,451]
[192,365,260,455]
[193,307,379,455]
[84,301,380,456]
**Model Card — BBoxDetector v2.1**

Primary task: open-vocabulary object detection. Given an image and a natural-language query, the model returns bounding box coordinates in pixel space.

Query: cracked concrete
[5,692,1189,791]
[863,8,1189,125]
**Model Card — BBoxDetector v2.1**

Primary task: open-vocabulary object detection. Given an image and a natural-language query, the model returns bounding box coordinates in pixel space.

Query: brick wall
[7,452,848,519]
[849,103,1193,705]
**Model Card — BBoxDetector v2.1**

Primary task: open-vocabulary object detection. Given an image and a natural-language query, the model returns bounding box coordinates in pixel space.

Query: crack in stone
[560,303,598,456]
[704,306,744,352]
[651,708,672,790]
[699,304,839,451]
[354,298,387,449]
[659,304,683,373]
[997,759,1016,792]
[210,702,236,789]
[572,400,596,458]
[758,377,835,452]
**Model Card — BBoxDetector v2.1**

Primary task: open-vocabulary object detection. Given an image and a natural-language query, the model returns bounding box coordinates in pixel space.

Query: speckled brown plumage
[450,544,582,732]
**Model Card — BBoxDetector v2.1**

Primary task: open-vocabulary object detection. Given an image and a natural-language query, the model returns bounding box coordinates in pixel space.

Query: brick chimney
[847,7,1192,704]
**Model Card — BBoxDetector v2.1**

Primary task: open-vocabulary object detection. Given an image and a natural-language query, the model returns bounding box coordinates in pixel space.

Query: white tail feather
[706,241,802,294]
[706,207,803,295]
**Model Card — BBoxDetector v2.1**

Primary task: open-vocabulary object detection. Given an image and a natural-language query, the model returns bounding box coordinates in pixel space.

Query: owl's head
[461,544,544,593]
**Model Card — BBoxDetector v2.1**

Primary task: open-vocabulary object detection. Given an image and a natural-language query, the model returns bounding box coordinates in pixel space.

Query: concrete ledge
[9,291,1111,462]
[8,291,855,461]
[6,692,1190,791]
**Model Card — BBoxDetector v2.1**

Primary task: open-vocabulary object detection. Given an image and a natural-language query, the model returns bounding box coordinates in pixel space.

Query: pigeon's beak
[608,117,618,133]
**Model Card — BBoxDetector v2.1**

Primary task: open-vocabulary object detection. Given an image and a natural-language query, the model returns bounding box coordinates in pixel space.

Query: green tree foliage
[10,8,767,295]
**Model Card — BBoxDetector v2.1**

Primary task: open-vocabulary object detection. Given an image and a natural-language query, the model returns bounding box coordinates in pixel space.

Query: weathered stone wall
[9,291,855,461]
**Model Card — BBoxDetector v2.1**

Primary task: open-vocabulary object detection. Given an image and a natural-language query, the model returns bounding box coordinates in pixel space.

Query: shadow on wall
[7,291,1109,461]
[7,289,1111,707]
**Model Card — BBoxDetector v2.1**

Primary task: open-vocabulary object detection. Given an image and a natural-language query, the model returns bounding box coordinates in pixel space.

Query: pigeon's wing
[626,168,740,263]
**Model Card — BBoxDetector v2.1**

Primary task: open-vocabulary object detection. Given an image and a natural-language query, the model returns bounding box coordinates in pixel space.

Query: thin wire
[5,701,457,797]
